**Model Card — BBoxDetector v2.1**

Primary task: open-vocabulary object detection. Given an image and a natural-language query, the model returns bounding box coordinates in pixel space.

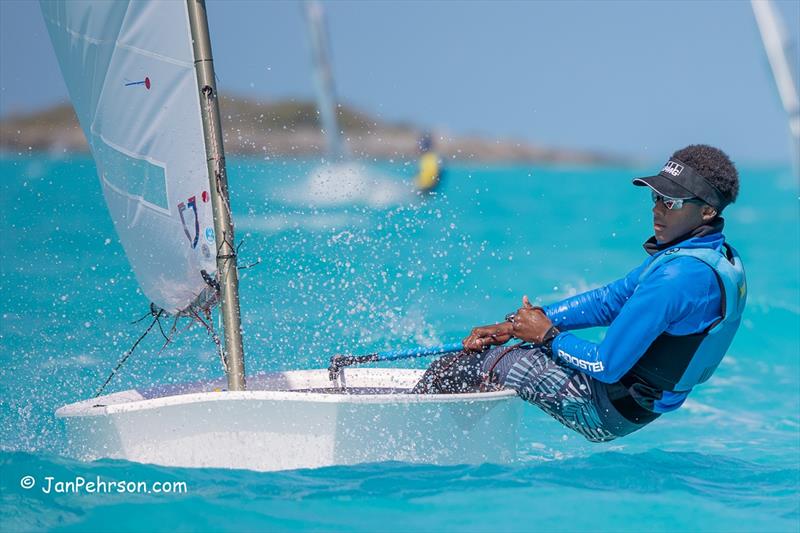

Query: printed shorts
[412,344,651,442]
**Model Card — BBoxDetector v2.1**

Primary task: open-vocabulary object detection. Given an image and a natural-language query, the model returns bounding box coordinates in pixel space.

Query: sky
[1,0,799,164]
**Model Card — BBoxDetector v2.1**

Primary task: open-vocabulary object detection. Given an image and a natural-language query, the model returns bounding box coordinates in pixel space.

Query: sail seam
[114,42,194,69]
[101,175,171,220]
[40,15,112,46]
[95,136,172,217]
[41,15,193,69]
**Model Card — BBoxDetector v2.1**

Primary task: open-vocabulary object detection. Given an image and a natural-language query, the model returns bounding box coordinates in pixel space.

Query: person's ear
[701,205,717,222]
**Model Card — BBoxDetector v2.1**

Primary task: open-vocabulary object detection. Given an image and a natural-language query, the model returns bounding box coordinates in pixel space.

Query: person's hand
[462,321,514,352]
[509,295,553,344]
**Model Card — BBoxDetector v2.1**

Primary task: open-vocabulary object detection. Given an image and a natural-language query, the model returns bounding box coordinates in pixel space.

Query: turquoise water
[1,155,798,531]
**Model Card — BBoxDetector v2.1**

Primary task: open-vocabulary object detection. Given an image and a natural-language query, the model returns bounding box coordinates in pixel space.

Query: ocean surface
[1,154,798,532]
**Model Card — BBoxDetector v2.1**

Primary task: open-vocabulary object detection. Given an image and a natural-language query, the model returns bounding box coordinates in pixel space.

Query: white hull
[57,368,521,472]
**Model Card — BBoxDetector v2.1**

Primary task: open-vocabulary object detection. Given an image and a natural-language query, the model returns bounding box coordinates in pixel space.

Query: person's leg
[412,344,649,442]
[502,346,620,443]
[410,349,487,394]
[411,344,526,394]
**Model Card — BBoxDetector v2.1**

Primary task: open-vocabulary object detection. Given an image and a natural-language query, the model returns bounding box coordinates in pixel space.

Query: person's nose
[653,199,666,215]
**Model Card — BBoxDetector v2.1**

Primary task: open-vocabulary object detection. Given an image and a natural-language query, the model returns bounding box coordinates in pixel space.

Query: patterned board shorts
[412,344,652,442]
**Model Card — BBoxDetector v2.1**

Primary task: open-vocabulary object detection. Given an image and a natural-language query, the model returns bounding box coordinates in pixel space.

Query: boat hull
[57,368,521,471]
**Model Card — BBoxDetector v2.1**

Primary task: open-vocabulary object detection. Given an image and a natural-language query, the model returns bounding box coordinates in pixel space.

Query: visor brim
[632,174,696,199]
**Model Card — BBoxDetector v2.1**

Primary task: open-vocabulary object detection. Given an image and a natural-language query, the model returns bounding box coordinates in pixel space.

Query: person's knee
[412,351,485,394]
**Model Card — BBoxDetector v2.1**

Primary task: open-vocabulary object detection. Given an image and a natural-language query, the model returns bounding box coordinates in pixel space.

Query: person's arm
[542,259,649,331]
[547,260,704,383]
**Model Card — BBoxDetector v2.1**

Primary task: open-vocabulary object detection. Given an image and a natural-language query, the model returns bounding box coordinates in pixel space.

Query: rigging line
[212,230,234,259]
[130,304,161,325]
[130,310,154,325]
[189,306,228,374]
[94,308,164,398]
[231,236,257,270]
[155,314,182,354]
[238,258,262,271]
[154,313,170,343]
[221,229,236,253]
[215,230,237,286]
[212,234,260,274]
[220,235,260,271]
[232,237,260,269]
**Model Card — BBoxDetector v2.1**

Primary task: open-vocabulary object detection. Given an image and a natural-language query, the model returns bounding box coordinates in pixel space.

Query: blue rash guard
[543,232,727,413]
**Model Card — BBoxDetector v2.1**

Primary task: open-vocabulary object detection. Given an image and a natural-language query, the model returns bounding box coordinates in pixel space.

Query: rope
[188,306,228,375]
[93,272,236,398]
[94,308,164,398]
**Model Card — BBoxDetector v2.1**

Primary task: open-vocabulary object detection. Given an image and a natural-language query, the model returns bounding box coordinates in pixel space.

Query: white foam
[282,161,414,208]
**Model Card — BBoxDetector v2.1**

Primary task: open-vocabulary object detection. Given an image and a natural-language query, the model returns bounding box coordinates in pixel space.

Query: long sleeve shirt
[542,232,725,412]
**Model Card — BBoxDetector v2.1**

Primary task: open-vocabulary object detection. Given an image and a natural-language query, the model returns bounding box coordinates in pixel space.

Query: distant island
[0,95,623,165]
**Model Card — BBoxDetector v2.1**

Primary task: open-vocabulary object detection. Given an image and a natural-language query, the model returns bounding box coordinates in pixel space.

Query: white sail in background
[304,0,346,160]
[751,0,800,173]
[40,0,217,314]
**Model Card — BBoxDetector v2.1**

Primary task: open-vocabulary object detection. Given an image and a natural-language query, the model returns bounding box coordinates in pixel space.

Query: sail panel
[304,1,346,160]
[41,0,217,314]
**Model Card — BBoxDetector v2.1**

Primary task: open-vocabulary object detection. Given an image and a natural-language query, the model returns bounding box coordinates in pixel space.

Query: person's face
[652,194,717,244]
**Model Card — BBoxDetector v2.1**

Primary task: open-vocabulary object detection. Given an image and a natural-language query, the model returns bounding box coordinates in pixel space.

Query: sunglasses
[651,191,705,210]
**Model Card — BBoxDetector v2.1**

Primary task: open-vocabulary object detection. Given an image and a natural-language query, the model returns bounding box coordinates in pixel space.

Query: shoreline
[0,96,627,166]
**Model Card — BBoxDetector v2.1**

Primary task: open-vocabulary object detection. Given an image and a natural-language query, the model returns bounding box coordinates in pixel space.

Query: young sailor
[414,132,444,193]
[413,144,747,442]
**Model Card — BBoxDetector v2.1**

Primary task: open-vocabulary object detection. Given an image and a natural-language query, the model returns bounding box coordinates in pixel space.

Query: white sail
[304,0,346,160]
[751,0,800,172]
[40,0,217,314]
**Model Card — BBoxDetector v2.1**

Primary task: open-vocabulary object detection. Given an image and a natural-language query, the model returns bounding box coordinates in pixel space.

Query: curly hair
[672,144,739,207]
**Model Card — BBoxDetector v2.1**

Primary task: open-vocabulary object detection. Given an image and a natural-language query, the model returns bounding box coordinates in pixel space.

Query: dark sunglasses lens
[651,192,679,209]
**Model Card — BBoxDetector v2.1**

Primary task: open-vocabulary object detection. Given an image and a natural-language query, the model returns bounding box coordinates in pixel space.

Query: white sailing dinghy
[43,0,520,472]
[300,0,402,205]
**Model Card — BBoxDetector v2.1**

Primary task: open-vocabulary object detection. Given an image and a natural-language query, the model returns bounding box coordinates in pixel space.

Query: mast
[751,0,800,175]
[304,0,345,160]
[186,0,246,391]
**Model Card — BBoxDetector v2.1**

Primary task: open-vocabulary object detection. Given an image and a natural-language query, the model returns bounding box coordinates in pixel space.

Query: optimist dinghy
[43,0,521,472]
[57,369,519,472]
[300,2,410,207]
